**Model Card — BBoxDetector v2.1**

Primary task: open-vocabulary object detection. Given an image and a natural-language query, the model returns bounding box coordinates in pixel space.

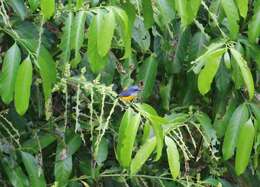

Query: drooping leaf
[230,48,254,100]
[235,0,248,18]
[221,0,240,39]
[87,16,108,73]
[223,51,231,69]
[95,138,109,165]
[235,118,255,175]
[0,43,21,104]
[8,0,27,20]
[198,48,226,95]
[21,152,46,187]
[14,57,33,116]
[113,7,132,58]
[97,9,116,57]
[156,0,175,25]
[40,0,55,20]
[142,0,154,29]
[159,77,173,111]
[117,109,141,168]
[70,11,86,67]
[248,1,260,43]
[59,12,73,63]
[250,103,260,132]
[137,55,158,100]
[222,104,249,160]
[165,136,180,180]
[150,119,164,161]
[130,137,156,175]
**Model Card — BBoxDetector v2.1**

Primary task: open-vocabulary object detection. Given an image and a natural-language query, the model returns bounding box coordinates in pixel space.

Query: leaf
[150,119,164,161]
[222,104,249,160]
[28,0,39,12]
[21,152,46,187]
[142,0,154,29]
[156,0,175,25]
[248,1,260,43]
[87,16,108,73]
[221,0,240,39]
[117,109,141,168]
[113,7,132,58]
[137,55,158,100]
[165,136,180,180]
[159,77,173,111]
[8,0,27,20]
[198,48,226,95]
[14,57,33,116]
[235,119,255,175]
[70,11,86,67]
[250,103,260,132]
[0,43,21,104]
[230,48,254,100]
[95,138,109,165]
[223,51,231,69]
[130,137,156,175]
[40,0,55,20]
[235,0,248,18]
[1,157,29,187]
[97,10,116,57]
[38,46,57,101]
[189,31,209,61]
[59,12,73,63]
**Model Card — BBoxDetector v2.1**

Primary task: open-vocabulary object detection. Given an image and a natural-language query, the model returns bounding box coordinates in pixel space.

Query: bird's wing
[119,89,132,97]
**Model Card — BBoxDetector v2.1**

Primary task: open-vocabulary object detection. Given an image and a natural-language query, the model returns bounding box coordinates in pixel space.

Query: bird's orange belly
[120,95,136,102]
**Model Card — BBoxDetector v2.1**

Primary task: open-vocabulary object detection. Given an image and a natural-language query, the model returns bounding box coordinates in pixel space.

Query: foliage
[0,0,260,187]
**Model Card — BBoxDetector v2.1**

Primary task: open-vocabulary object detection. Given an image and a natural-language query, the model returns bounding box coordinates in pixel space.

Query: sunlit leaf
[40,0,55,20]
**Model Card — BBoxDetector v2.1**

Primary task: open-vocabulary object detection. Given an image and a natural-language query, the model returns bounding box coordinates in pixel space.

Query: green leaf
[87,16,108,73]
[150,119,164,161]
[142,0,154,29]
[8,0,27,20]
[1,157,29,187]
[198,48,226,95]
[28,0,39,12]
[40,0,55,20]
[159,77,173,111]
[235,0,248,18]
[38,46,57,101]
[130,137,156,175]
[222,104,249,160]
[223,51,231,69]
[221,0,240,39]
[248,1,260,43]
[113,7,132,58]
[95,138,109,165]
[59,12,73,63]
[230,48,254,100]
[165,136,180,180]
[250,103,260,132]
[117,109,141,168]
[14,57,33,116]
[137,55,158,100]
[0,43,21,104]
[97,10,116,57]
[70,11,86,67]
[21,152,46,187]
[157,0,175,25]
[235,118,255,175]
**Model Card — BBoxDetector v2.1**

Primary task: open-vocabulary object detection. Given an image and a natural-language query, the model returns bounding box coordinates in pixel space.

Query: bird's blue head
[128,85,141,92]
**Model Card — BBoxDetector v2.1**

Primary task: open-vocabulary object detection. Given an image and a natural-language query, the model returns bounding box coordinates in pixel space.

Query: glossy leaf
[142,0,154,29]
[0,43,21,104]
[14,57,33,116]
[117,109,141,168]
[137,55,158,100]
[40,0,55,20]
[248,1,260,43]
[165,136,180,180]
[222,104,249,160]
[221,0,240,39]
[70,11,86,67]
[97,10,116,57]
[21,152,46,187]
[235,119,255,175]
[230,48,254,100]
[198,48,226,95]
[130,137,156,175]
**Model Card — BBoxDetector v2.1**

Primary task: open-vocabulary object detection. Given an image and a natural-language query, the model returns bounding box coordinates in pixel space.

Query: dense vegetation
[0,0,260,186]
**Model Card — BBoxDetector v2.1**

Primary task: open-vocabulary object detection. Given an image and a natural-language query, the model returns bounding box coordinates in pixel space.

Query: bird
[119,85,141,102]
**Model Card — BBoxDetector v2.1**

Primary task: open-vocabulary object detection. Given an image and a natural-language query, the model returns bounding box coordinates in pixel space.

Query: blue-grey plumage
[119,85,141,97]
